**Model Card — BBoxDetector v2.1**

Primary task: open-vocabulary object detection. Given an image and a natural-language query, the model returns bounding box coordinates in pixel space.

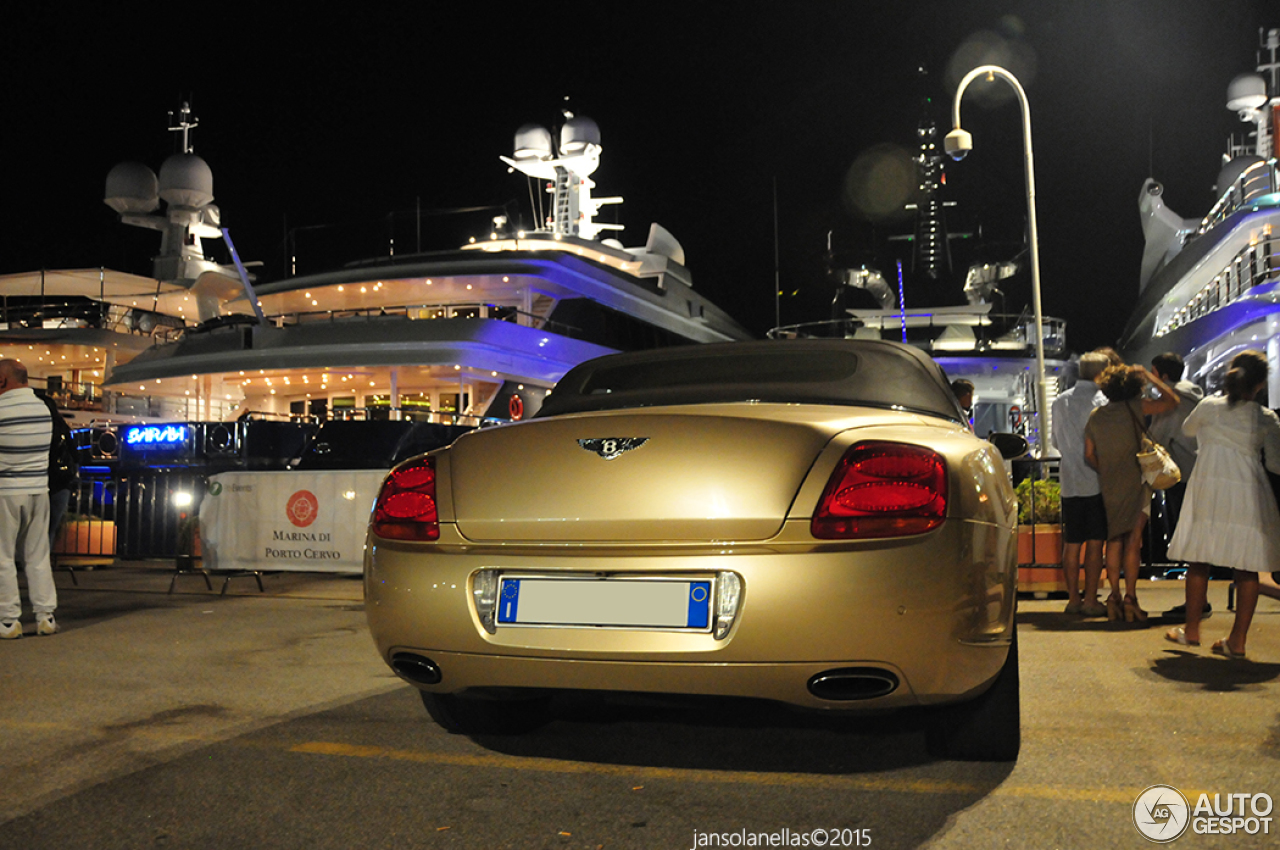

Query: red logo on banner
[287,490,319,527]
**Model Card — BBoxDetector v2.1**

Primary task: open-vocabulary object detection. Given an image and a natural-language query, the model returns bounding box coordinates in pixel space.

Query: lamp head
[944,128,972,161]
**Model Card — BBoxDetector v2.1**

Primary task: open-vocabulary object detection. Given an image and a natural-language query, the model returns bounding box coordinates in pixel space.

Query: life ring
[508,394,524,421]
[1009,405,1022,428]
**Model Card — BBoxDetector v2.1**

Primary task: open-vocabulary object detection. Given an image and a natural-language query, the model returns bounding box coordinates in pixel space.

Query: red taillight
[811,441,947,539]
[372,457,440,541]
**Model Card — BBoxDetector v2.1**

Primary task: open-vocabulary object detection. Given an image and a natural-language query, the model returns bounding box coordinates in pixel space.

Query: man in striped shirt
[0,359,56,638]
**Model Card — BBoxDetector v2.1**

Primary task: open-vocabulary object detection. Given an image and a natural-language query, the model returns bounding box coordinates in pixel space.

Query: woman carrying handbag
[1084,364,1178,622]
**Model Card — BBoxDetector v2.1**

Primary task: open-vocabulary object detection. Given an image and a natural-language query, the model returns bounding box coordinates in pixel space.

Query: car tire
[420,691,551,735]
[926,628,1020,762]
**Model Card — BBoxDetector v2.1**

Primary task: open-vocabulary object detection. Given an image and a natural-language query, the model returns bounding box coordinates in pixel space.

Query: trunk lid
[448,407,848,542]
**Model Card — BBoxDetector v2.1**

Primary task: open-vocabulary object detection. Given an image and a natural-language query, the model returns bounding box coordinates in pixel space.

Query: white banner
[199,470,386,574]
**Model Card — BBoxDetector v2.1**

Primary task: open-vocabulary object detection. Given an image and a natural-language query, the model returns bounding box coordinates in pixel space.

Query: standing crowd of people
[1050,345,1280,659]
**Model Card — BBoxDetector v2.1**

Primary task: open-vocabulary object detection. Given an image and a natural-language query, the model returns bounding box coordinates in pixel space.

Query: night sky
[3,2,1274,352]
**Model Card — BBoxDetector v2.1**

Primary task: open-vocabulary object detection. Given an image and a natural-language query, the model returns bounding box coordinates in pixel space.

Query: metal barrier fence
[57,470,207,560]
[54,418,471,561]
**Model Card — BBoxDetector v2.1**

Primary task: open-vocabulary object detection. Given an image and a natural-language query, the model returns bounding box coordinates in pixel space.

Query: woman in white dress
[1165,351,1280,657]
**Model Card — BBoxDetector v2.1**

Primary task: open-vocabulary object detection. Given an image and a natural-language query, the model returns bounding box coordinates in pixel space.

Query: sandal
[1124,594,1149,624]
[1212,639,1247,660]
[1106,594,1123,622]
[1164,627,1199,647]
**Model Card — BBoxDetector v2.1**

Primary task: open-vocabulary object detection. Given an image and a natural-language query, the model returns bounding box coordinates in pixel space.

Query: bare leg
[1226,570,1259,654]
[1082,539,1104,603]
[1123,514,1147,602]
[1062,542,1083,607]
[1104,539,1122,600]
[1183,562,1210,645]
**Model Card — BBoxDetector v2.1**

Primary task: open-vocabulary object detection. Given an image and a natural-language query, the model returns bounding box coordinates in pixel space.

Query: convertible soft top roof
[537,339,966,423]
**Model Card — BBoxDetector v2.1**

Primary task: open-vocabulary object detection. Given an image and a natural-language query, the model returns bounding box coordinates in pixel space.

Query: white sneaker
[0,620,21,640]
[36,613,57,636]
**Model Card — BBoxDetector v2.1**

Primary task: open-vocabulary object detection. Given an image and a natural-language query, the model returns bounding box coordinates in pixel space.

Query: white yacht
[0,107,753,565]
[1120,28,1280,393]
[1,107,751,431]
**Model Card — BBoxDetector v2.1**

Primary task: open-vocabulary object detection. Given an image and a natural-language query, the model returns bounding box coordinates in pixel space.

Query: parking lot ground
[1,565,1278,849]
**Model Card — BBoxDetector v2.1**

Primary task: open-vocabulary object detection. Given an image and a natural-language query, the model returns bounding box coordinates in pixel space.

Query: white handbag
[1129,405,1181,490]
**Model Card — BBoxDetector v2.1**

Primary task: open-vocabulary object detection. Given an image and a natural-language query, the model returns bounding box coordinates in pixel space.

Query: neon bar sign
[124,425,188,448]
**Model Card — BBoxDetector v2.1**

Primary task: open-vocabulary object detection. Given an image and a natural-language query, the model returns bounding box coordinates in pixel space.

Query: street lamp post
[944,65,1049,458]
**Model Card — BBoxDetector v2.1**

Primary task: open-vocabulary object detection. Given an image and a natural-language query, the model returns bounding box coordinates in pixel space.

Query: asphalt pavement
[1,563,1278,849]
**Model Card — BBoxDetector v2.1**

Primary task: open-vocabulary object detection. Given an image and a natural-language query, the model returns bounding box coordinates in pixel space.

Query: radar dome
[1226,73,1268,112]
[560,117,600,155]
[1215,155,1264,197]
[513,124,554,161]
[104,161,159,214]
[158,153,214,208]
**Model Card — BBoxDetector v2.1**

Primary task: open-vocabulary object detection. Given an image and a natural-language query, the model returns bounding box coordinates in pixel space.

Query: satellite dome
[1226,73,1268,112]
[1215,155,1264,197]
[158,153,214,208]
[104,161,159,214]
[560,117,600,155]
[513,124,553,161]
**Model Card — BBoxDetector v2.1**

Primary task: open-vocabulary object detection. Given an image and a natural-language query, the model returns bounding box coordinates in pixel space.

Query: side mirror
[989,432,1030,461]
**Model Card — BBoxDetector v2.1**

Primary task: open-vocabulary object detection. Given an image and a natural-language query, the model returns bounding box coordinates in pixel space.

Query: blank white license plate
[495,576,712,630]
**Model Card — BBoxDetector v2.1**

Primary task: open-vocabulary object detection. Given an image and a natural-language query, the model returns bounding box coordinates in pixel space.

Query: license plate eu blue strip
[496,577,712,630]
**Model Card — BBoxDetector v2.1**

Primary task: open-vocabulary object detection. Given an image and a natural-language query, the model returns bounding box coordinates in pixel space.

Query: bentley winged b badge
[577,437,649,460]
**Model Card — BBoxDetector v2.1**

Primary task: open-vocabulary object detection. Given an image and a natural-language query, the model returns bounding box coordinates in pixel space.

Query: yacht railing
[34,373,508,428]
[768,313,1068,358]
[155,302,582,346]
[31,377,104,411]
[1154,229,1280,338]
[0,298,164,338]
[1198,159,1280,236]
[235,407,506,428]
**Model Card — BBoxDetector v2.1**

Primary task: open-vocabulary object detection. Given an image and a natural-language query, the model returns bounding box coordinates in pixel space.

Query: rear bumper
[382,648,1015,711]
[365,518,1016,710]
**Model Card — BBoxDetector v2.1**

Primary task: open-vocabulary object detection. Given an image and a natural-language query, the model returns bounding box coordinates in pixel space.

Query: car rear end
[364,400,1017,712]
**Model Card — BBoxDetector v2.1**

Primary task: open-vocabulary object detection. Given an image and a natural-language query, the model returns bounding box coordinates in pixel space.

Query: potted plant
[1015,477,1062,569]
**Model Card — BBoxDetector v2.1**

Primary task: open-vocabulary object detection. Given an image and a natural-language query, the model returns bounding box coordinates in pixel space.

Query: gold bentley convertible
[365,339,1020,760]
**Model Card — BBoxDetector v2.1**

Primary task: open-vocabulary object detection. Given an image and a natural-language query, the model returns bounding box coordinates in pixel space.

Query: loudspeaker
[202,422,240,458]
[90,426,119,460]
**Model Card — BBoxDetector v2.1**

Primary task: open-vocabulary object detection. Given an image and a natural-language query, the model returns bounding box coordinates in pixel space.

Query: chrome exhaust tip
[391,653,442,685]
[807,667,899,701]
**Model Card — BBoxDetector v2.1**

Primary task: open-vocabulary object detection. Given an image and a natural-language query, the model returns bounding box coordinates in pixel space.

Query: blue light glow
[124,425,188,447]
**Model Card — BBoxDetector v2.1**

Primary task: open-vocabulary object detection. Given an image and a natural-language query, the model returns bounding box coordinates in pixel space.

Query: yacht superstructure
[1,109,751,427]
[1120,28,1280,394]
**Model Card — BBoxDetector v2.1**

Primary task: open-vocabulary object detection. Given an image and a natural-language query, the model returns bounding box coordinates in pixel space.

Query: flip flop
[1165,627,1199,647]
[1211,639,1247,660]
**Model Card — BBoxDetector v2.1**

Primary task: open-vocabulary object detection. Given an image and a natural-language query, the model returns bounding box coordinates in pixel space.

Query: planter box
[53,520,116,557]
[1017,524,1062,566]
[1017,522,1067,593]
